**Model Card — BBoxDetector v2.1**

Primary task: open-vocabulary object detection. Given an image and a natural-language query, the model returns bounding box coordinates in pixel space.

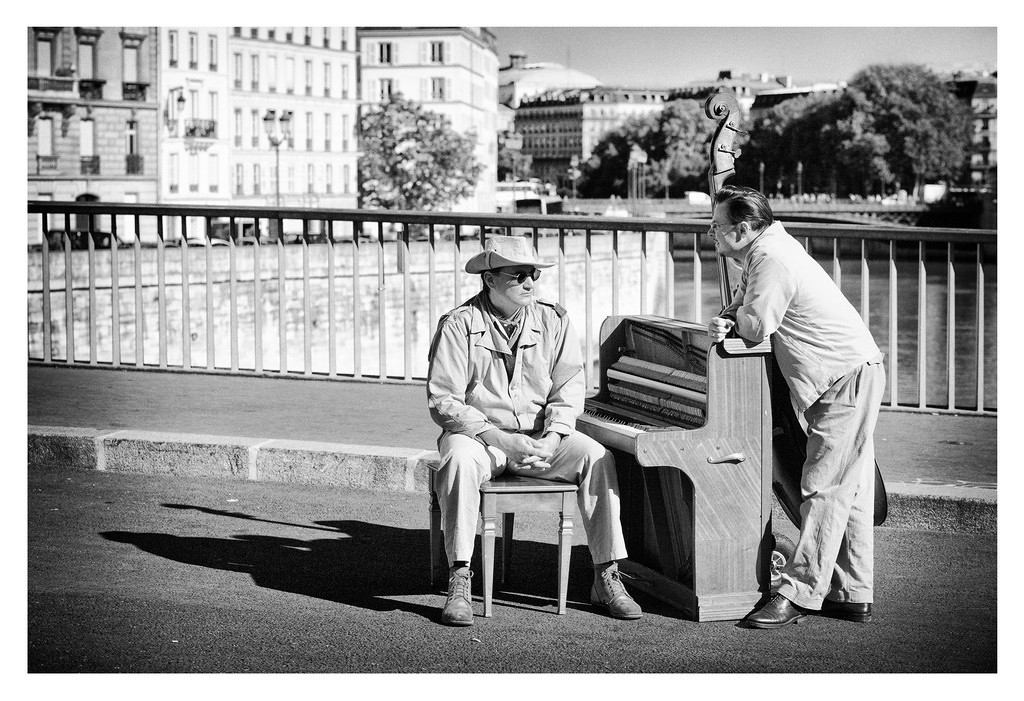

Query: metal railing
[26,201,997,415]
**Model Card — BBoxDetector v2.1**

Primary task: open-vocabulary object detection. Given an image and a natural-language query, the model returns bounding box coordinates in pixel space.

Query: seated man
[426,235,642,626]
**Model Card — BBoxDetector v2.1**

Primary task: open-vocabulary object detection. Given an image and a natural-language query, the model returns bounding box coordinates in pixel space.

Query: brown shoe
[590,562,642,620]
[820,598,872,623]
[745,594,806,629]
[441,568,474,626]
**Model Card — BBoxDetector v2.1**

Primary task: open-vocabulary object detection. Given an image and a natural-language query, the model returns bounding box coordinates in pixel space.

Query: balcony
[36,155,58,173]
[28,75,75,92]
[184,119,217,138]
[122,82,149,101]
[80,156,100,175]
[78,79,106,100]
[126,154,144,175]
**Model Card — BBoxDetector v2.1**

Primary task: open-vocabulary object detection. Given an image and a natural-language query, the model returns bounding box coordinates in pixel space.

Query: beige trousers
[778,361,886,608]
[434,430,628,568]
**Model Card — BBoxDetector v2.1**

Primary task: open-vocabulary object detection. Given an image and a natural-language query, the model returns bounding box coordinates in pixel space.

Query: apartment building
[27,26,159,245]
[358,27,499,213]
[228,26,360,222]
[950,72,997,189]
[515,86,671,188]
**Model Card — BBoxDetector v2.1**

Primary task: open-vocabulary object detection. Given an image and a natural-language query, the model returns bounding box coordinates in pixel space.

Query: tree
[847,64,972,197]
[577,99,717,199]
[359,94,484,211]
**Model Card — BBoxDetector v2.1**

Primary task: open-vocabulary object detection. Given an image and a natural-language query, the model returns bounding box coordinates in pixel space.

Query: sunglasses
[494,269,541,284]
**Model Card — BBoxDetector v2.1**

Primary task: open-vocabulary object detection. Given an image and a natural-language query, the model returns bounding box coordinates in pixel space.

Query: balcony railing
[80,156,100,175]
[184,119,217,138]
[36,155,58,173]
[78,79,105,100]
[122,82,149,101]
[25,201,998,416]
[28,75,74,92]
[125,154,144,174]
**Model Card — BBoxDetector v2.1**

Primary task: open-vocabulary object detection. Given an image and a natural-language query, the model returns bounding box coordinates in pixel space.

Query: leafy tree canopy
[359,94,484,211]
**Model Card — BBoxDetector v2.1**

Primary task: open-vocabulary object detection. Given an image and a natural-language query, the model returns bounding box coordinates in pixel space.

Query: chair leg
[481,495,496,618]
[501,512,515,587]
[557,494,576,615]
[429,473,444,589]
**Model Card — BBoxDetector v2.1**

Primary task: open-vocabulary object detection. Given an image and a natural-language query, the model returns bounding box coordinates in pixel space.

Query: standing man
[427,235,642,626]
[707,185,885,629]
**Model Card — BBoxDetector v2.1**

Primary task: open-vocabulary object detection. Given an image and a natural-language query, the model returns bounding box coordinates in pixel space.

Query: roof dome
[499,54,603,107]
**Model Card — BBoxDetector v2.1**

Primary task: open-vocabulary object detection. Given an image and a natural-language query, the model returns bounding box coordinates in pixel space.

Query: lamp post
[263,109,293,208]
[163,87,186,134]
[504,131,523,213]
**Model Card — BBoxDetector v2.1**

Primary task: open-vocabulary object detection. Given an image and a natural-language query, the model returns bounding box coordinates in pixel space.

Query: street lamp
[163,87,186,134]
[263,109,293,208]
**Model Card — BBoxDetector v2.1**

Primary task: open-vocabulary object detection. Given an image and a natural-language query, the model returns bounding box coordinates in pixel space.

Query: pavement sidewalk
[27,364,997,533]
[27,468,997,674]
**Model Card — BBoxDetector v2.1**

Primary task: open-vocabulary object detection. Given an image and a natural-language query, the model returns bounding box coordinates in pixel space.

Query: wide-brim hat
[465,234,555,274]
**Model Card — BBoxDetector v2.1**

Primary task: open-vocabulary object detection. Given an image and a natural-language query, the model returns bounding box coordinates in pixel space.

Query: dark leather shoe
[441,569,474,626]
[744,594,806,629]
[820,598,872,622]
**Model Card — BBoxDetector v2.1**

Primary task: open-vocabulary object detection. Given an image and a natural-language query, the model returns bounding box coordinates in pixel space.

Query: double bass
[702,92,888,529]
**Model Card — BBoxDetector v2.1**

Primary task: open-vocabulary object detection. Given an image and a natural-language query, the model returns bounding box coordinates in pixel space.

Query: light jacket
[426,291,584,438]
[720,221,881,414]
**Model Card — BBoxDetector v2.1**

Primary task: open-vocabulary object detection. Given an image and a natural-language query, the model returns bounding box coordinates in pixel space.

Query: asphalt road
[28,468,997,674]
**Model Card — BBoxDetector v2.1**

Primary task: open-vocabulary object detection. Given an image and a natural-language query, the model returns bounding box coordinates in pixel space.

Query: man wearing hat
[426,234,642,626]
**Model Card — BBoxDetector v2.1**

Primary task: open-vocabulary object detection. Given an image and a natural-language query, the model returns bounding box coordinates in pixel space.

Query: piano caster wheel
[770,533,796,592]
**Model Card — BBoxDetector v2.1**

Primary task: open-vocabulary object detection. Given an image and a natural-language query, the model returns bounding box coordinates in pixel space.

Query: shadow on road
[99,504,653,621]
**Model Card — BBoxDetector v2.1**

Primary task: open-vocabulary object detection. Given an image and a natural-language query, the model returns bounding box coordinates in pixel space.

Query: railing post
[110,216,120,367]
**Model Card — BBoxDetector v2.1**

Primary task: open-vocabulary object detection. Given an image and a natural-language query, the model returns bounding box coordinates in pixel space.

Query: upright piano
[576,315,774,621]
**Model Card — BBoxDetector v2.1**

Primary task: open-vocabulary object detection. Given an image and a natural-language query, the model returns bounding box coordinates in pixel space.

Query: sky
[488,26,997,88]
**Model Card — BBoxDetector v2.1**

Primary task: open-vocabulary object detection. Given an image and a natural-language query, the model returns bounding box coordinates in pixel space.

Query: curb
[28,425,995,535]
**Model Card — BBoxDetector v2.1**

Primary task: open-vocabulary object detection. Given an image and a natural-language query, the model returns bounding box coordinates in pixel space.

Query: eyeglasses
[707,221,734,235]
[494,269,541,284]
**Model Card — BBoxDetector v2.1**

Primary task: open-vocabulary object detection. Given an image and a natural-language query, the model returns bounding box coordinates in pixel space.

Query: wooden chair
[429,470,578,617]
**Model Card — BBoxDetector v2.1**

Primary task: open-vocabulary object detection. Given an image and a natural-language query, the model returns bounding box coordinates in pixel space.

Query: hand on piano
[707,316,736,343]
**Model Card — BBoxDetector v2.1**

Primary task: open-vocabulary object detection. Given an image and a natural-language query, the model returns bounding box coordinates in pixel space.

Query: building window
[341,64,349,99]
[235,164,244,195]
[233,27,241,37]
[305,111,313,151]
[287,166,295,193]
[251,110,260,147]
[250,54,259,91]
[169,153,179,193]
[189,89,199,118]
[208,34,218,71]
[209,154,219,193]
[285,27,293,42]
[268,56,277,92]
[379,78,393,101]
[323,62,331,97]
[378,42,393,65]
[342,115,349,151]
[431,77,446,101]
[304,27,312,45]
[253,164,261,195]
[325,164,332,194]
[233,52,242,88]
[430,41,445,64]
[123,43,140,83]
[323,27,331,48]
[77,38,97,82]
[268,28,276,41]
[250,27,258,39]
[343,164,350,193]
[189,153,199,192]
[188,32,198,69]
[34,30,55,75]
[285,57,295,94]
[80,119,94,157]
[305,60,313,95]
[340,27,348,51]
[234,108,242,147]
[208,91,218,121]
[168,30,178,67]
[324,113,331,151]
[307,164,315,193]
